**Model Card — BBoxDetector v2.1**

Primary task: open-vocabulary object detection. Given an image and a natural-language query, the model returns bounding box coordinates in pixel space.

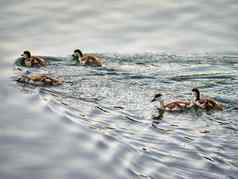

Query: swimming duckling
[17,73,63,86]
[151,93,193,112]
[21,50,47,67]
[192,88,224,111]
[72,49,103,66]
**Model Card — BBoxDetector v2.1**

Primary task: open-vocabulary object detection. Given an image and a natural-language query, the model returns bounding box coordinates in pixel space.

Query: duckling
[72,49,103,66]
[151,93,193,112]
[192,88,224,111]
[21,50,47,67]
[17,73,63,86]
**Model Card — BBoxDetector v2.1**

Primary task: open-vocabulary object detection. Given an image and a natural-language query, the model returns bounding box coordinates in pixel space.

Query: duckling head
[151,93,163,103]
[72,49,83,58]
[192,88,200,101]
[21,50,31,59]
[151,93,166,110]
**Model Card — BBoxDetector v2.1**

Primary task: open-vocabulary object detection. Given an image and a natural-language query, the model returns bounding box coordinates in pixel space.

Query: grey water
[1,0,238,179]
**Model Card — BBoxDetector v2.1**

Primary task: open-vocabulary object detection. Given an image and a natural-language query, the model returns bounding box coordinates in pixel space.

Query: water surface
[1,0,238,178]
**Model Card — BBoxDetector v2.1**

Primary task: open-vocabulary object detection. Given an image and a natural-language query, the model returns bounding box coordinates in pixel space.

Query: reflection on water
[1,0,238,179]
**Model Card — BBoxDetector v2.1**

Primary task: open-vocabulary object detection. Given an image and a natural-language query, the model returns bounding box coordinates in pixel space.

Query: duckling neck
[159,100,165,110]
[193,91,200,102]
[196,92,200,101]
[79,51,84,58]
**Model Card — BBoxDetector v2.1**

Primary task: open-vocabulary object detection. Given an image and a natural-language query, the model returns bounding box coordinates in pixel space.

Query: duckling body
[21,50,47,68]
[81,55,103,66]
[24,56,47,67]
[72,49,103,67]
[151,93,193,112]
[194,98,223,110]
[163,100,192,111]
[192,88,223,111]
[17,73,63,86]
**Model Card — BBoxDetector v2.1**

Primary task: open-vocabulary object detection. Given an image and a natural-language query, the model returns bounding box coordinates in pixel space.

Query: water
[1,0,238,179]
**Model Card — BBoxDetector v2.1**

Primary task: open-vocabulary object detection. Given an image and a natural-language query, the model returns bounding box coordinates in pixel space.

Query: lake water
[1,0,238,179]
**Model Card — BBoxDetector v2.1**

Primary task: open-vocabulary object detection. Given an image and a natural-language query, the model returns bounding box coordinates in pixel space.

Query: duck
[72,49,103,66]
[17,72,64,86]
[21,50,47,67]
[151,93,193,112]
[192,88,224,111]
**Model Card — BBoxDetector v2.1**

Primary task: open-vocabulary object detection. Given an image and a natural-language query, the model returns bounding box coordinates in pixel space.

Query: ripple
[2,0,238,178]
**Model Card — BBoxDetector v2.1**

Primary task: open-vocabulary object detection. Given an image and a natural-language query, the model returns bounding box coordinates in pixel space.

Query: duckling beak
[151,98,156,102]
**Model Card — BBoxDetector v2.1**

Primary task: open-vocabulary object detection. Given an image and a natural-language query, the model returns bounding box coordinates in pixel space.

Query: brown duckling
[151,93,193,112]
[72,49,103,66]
[17,73,63,86]
[192,88,224,111]
[21,50,47,67]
